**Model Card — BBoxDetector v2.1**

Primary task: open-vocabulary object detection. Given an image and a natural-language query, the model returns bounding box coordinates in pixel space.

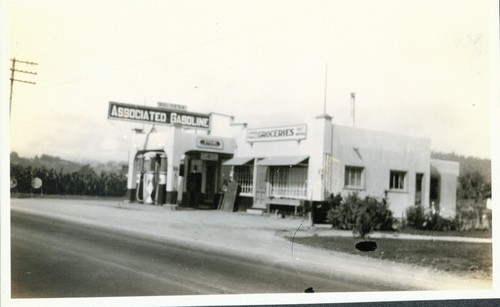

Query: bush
[363,196,394,231]
[311,193,343,223]
[405,205,458,231]
[354,206,373,238]
[405,205,426,228]
[326,193,343,209]
[327,193,394,238]
[423,212,458,231]
[327,193,358,230]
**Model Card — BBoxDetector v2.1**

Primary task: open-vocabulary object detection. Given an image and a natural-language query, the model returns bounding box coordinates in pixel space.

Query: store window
[269,166,307,199]
[233,165,254,195]
[390,170,406,191]
[344,166,364,188]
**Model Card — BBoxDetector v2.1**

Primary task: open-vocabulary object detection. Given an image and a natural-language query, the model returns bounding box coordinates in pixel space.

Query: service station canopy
[108,101,210,129]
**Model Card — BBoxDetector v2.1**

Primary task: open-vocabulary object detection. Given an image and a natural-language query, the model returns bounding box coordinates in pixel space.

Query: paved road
[11,210,397,298]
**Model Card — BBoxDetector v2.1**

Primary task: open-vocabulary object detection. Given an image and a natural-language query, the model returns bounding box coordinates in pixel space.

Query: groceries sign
[108,101,210,129]
[246,124,307,142]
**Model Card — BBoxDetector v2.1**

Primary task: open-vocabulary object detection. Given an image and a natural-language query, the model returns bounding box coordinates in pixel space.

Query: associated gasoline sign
[108,101,210,129]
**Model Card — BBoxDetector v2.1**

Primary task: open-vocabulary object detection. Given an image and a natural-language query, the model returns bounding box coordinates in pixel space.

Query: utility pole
[10,58,38,118]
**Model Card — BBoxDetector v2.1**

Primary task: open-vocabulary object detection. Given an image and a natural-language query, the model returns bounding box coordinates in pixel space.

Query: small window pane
[345,166,364,188]
[234,165,253,194]
[390,171,406,190]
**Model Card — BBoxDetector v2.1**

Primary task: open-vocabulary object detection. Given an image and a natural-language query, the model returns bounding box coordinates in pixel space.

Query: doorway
[253,165,268,209]
[204,160,218,204]
[430,176,440,210]
[415,173,424,206]
[181,151,225,208]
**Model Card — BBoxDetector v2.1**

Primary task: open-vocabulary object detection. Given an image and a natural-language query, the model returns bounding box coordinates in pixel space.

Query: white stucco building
[116,102,459,219]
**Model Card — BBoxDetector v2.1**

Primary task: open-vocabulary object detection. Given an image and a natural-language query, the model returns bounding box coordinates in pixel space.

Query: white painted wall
[331,125,432,218]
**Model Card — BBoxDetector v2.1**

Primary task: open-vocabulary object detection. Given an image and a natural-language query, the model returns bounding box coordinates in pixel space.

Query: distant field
[289,236,492,279]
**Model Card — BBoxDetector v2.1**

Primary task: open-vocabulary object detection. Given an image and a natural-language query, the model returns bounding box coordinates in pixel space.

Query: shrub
[312,193,343,223]
[405,205,458,231]
[327,193,394,238]
[363,196,393,231]
[326,193,343,209]
[327,193,358,230]
[422,212,458,231]
[405,205,426,228]
[354,206,373,238]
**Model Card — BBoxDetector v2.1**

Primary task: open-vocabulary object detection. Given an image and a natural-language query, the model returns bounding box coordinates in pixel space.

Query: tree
[458,170,491,228]
[10,151,20,160]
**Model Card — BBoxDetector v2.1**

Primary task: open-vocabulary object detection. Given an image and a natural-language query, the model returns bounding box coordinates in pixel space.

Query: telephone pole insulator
[9,58,38,118]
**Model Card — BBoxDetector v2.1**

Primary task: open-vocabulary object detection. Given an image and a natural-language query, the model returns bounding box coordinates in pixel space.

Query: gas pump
[155,154,167,205]
[139,152,168,205]
[135,154,145,203]
[143,154,156,204]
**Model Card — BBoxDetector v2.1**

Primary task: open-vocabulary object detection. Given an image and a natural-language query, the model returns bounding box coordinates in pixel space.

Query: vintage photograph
[3,0,497,306]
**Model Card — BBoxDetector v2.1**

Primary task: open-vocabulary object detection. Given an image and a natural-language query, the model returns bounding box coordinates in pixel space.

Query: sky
[6,0,495,162]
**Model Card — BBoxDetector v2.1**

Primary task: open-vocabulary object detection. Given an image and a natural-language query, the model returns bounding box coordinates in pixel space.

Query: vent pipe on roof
[323,63,328,115]
[350,92,356,127]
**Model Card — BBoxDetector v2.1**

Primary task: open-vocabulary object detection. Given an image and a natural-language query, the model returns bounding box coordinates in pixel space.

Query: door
[254,165,268,209]
[415,173,423,206]
[430,176,440,210]
[204,160,217,204]
[186,158,202,207]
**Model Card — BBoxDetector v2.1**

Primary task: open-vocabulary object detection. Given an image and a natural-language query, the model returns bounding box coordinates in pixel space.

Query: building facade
[122,105,459,219]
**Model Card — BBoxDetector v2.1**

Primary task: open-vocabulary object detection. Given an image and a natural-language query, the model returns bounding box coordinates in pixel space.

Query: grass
[289,236,492,278]
[314,223,492,238]
[394,228,492,238]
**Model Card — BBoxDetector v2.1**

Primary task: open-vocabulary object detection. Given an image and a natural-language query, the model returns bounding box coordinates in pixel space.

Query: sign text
[108,101,210,129]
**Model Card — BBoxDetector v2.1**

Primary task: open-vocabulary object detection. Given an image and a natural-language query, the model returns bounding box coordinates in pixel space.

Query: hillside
[10,152,82,173]
[10,152,126,175]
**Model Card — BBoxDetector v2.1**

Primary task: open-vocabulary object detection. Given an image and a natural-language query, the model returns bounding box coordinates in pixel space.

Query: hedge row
[320,193,462,237]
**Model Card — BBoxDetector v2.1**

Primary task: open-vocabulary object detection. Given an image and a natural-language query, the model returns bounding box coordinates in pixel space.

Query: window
[390,171,406,190]
[233,165,254,195]
[344,166,364,188]
[269,166,308,199]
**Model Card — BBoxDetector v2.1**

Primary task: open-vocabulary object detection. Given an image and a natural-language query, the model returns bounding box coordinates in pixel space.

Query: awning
[223,157,254,166]
[257,155,309,166]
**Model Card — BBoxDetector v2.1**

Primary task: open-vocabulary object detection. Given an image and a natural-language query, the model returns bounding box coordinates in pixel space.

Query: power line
[9,58,38,118]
